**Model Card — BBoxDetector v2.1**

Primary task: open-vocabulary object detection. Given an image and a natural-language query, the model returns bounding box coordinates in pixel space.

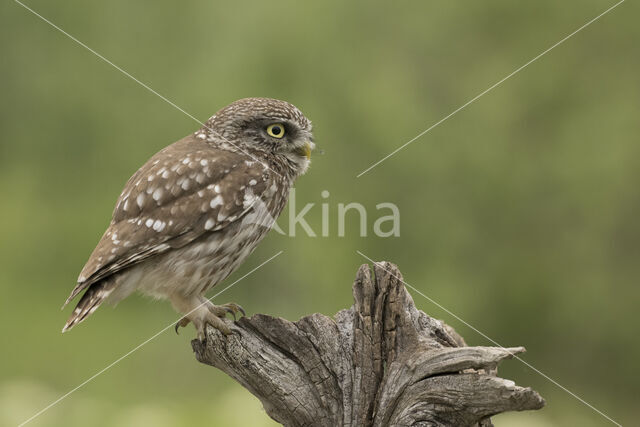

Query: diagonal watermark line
[356,0,625,178]
[18,250,283,427]
[356,250,622,426]
[14,0,281,178]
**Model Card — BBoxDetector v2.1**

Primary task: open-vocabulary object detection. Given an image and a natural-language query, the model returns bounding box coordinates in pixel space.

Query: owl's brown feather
[64,134,271,307]
[62,279,117,332]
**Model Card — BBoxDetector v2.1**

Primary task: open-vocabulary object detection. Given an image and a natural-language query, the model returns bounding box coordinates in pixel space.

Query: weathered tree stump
[192,262,544,426]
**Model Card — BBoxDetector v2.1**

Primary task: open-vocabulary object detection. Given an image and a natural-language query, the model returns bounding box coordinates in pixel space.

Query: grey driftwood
[192,262,544,426]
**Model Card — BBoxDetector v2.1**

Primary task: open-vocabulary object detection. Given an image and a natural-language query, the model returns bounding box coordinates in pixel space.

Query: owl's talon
[237,305,246,317]
[175,317,191,334]
[220,302,246,320]
[223,306,236,320]
[201,299,245,321]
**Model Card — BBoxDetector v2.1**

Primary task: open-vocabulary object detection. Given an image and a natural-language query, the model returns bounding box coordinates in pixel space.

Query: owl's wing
[64,134,275,306]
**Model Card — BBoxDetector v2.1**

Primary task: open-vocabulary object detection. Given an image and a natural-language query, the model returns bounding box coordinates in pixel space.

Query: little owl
[62,97,315,340]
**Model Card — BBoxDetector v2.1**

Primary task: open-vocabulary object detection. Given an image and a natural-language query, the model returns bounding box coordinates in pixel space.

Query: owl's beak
[294,141,314,160]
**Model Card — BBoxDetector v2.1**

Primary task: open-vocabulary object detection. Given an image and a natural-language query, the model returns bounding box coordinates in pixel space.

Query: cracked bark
[192,262,544,426]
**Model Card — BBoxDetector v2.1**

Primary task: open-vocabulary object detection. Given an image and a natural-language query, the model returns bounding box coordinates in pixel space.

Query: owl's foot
[197,300,246,340]
[192,306,233,340]
[208,301,246,321]
[171,295,240,340]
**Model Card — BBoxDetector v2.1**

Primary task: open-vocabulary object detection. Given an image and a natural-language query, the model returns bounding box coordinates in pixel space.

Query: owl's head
[203,97,315,175]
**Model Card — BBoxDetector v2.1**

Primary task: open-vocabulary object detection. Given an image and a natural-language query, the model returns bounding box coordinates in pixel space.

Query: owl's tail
[62,280,115,333]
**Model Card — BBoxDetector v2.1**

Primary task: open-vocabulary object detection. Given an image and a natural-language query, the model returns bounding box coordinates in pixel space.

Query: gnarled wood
[192,262,544,426]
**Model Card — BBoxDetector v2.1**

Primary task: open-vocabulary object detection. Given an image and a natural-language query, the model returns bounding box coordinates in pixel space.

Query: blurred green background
[1,1,638,426]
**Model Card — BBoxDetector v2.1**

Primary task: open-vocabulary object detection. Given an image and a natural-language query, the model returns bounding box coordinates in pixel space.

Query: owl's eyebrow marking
[13,0,282,179]
[356,0,625,178]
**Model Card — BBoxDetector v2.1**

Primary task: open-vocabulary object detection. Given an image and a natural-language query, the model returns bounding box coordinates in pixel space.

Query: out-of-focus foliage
[0,1,637,426]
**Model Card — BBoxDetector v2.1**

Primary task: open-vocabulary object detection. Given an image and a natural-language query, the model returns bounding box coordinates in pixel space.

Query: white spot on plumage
[181,179,191,191]
[153,220,166,232]
[200,159,208,166]
[137,193,146,208]
[249,179,257,186]
[204,218,216,230]
[145,219,154,227]
[162,170,170,179]
[214,185,221,193]
[152,188,163,201]
[210,195,223,209]
[243,191,257,209]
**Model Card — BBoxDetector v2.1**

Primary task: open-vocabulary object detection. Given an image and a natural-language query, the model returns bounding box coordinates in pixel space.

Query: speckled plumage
[63,98,314,337]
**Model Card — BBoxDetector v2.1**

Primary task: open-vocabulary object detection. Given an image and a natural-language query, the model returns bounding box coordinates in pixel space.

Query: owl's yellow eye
[266,123,286,139]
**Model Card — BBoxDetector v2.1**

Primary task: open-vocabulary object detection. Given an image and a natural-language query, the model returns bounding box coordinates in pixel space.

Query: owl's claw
[222,306,236,320]
[201,299,246,322]
[219,302,246,320]
[236,304,246,317]
[174,317,191,334]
